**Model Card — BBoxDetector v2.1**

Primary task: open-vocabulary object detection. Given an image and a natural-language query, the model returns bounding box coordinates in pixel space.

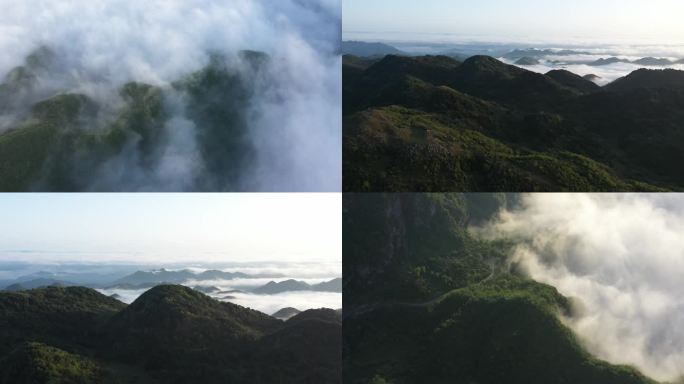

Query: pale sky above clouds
[0,194,341,263]
[343,0,684,44]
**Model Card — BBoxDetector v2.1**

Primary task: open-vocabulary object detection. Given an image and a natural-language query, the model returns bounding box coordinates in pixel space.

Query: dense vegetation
[343,193,657,383]
[0,285,341,383]
[343,54,684,191]
[0,48,265,191]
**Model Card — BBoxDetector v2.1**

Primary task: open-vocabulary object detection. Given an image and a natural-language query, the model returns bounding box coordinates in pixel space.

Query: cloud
[477,194,684,382]
[500,44,684,85]
[223,290,341,315]
[504,57,684,85]
[0,0,341,191]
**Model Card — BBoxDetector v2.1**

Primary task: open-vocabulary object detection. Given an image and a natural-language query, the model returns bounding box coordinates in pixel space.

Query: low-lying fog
[0,260,341,316]
[98,285,341,315]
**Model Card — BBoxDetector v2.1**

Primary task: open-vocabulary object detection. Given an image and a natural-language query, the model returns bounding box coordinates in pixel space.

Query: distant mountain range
[514,56,540,65]
[272,307,301,320]
[111,268,256,285]
[341,41,405,57]
[343,42,684,70]
[0,285,341,383]
[344,53,684,191]
[2,269,342,298]
[251,278,342,294]
[588,56,684,66]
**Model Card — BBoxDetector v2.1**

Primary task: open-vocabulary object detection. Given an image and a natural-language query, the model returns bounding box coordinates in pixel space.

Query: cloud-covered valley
[0,0,341,191]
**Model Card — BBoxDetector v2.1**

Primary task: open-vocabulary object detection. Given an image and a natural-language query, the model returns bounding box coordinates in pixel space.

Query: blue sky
[0,194,341,263]
[343,0,684,43]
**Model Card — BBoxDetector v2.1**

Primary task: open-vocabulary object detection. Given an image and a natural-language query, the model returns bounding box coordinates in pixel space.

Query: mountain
[3,283,25,291]
[3,278,76,291]
[0,285,341,383]
[253,279,310,294]
[0,287,126,358]
[503,48,590,60]
[272,307,301,320]
[252,309,342,383]
[0,342,103,384]
[545,69,600,93]
[341,41,405,57]
[342,54,381,71]
[514,56,540,65]
[9,270,129,286]
[109,293,123,301]
[343,193,656,384]
[313,277,343,292]
[583,74,601,82]
[605,68,684,92]
[192,285,221,293]
[111,268,251,286]
[0,48,270,192]
[632,57,673,66]
[344,54,684,191]
[251,278,342,294]
[588,57,628,66]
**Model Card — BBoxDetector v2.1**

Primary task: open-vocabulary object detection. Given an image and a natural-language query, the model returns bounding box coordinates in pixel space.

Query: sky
[343,0,684,44]
[0,194,341,263]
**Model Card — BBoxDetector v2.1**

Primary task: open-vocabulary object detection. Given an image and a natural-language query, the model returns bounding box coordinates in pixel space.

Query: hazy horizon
[344,0,684,45]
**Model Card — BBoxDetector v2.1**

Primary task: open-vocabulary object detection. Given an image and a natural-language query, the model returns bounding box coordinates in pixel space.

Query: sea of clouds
[0,0,341,191]
[97,262,342,315]
[477,194,684,382]
[500,48,684,85]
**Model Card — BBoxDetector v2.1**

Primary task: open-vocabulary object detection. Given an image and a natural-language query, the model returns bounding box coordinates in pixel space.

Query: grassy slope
[344,106,661,192]
[0,342,103,384]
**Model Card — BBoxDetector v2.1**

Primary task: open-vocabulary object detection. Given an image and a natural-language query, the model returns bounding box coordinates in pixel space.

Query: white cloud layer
[500,44,684,85]
[0,0,341,191]
[478,194,684,382]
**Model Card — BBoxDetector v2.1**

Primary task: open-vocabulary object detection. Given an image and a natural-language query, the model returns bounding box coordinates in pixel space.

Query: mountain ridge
[343,53,684,191]
[0,284,341,383]
[343,194,657,384]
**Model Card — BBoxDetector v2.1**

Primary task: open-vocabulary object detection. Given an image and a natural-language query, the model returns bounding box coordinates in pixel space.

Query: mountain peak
[287,308,341,325]
[545,69,600,93]
[272,307,301,320]
[111,284,279,333]
[458,55,524,79]
[606,68,684,92]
